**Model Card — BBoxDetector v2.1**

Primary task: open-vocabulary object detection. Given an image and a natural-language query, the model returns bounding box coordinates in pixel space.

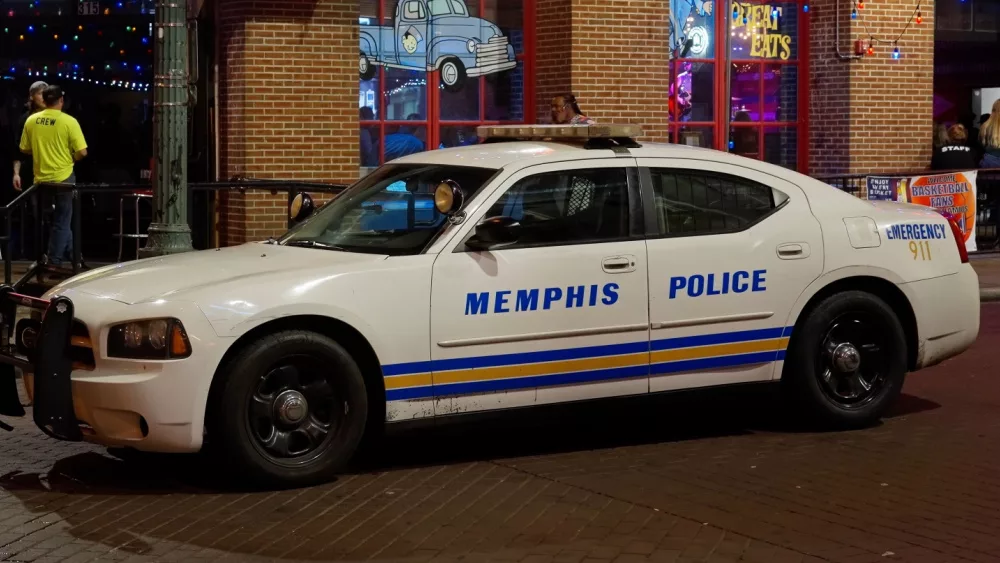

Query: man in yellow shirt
[19,85,88,267]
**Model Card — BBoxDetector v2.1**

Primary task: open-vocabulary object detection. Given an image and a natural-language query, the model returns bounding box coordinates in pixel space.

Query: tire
[209,330,369,488]
[440,57,467,92]
[781,290,908,430]
[359,52,376,81]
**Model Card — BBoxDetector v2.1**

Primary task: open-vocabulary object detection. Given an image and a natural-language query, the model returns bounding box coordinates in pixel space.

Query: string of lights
[1,68,149,91]
[5,0,155,18]
[3,3,154,92]
[850,0,923,58]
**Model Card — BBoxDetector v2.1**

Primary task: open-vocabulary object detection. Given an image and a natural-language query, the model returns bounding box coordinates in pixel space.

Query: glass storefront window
[669,0,717,59]
[674,61,715,122]
[386,69,427,121]
[764,126,797,170]
[360,0,530,167]
[671,0,805,171]
[730,63,760,121]
[762,63,797,122]
[730,0,798,60]
[678,126,715,148]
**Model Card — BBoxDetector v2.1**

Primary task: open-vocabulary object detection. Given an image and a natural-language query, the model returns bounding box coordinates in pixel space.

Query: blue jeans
[47,174,75,266]
[981,153,1000,169]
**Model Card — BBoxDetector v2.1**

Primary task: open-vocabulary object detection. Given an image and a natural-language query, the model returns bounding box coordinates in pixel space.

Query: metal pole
[140,0,194,258]
[71,189,81,274]
[4,209,12,286]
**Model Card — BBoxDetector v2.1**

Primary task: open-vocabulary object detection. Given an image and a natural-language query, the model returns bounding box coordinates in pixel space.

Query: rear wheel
[210,330,368,488]
[359,52,376,80]
[782,291,908,429]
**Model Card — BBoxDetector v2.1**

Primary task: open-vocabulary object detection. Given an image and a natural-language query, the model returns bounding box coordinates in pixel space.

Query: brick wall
[218,0,358,245]
[810,0,935,174]
[847,0,934,173]
[215,0,937,242]
[534,0,572,122]
[534,0,670,143]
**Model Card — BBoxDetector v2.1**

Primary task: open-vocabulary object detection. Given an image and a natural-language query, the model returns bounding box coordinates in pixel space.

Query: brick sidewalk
[2,309,1000,563]
[971,254,1000,288]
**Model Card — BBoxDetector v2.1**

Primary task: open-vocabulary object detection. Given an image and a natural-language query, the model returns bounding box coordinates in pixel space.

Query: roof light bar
[476,124,643,141]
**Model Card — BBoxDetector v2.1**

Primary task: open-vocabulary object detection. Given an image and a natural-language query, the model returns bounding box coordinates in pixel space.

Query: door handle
[777,243,810,260]
[602,255,636,273]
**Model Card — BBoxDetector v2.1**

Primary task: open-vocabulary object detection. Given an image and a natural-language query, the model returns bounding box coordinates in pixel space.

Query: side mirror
[434,180,466,216]
[289,192,315,223]
[466,216,519,250]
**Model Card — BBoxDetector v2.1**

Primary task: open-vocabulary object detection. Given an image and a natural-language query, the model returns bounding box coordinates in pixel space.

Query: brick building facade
[215,0,935,242]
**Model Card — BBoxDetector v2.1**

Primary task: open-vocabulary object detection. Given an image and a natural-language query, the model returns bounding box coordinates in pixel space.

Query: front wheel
[210,330,369,488]
[782,290,908,429]
[439,57,467,92]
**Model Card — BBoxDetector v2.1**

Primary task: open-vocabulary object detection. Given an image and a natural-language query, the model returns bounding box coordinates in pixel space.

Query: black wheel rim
[816,311,890,409]
[246,355,348,466]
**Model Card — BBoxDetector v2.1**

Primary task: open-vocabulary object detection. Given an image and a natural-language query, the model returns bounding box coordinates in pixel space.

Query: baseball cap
[29,81,48,94]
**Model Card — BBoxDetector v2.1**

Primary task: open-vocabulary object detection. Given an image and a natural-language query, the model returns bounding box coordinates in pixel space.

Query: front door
[637,157,824,392]
[396,0,429,69]
[429,160,650,415]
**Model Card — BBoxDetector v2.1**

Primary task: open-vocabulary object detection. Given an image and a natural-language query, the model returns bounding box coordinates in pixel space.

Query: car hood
[51,243,388,305]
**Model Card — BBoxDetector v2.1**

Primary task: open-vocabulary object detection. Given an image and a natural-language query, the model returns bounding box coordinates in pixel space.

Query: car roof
[390,139,801,180]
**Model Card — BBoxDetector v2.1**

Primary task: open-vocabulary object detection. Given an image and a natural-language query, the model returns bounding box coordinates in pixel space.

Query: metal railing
[0,179,346,290]
[816,168,1000,254]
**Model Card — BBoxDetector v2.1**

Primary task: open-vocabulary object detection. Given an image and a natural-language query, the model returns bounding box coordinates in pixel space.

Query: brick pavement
[970,254,1000,289]
[2,307,1000,563]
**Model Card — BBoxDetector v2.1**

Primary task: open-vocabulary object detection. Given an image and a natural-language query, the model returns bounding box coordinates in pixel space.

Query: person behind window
[931,124,977,171]
[731,110,757,158]
[19,85,88,268]
[550,94,595,125]
[932,123,949,151]
[980,100,1000,169]
[359,106,378,167]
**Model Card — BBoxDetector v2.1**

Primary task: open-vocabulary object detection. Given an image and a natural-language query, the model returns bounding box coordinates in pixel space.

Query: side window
[648,169,786,237]
[480,167,631,249]
[403,1,425,20]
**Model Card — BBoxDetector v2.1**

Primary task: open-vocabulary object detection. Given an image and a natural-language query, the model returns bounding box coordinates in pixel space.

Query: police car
[0,124,980,488]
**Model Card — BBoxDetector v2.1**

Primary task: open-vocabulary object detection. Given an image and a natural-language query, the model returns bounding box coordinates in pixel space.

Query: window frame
[668,0,810,173]
[360,0,535,168]
[637,165,790,240]
[449,162,645,253]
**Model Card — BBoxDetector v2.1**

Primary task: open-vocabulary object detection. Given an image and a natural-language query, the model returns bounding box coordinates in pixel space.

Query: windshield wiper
[284,239,349,251]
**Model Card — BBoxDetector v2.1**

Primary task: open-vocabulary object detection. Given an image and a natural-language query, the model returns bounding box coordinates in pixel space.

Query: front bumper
[0,287,219,453]
[0,287,82,440]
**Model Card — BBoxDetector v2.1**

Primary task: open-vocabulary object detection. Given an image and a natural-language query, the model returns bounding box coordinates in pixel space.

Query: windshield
[428,0,452,15]
[279,163,498,256]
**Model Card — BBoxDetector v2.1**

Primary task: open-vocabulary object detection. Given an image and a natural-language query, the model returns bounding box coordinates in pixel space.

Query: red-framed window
[669,0,809,173]
[359,0,534,168]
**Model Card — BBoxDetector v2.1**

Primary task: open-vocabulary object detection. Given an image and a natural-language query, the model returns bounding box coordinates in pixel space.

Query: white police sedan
[0,124,980,488]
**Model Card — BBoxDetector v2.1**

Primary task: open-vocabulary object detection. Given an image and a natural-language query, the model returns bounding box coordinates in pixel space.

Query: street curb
[981,288,1000,302]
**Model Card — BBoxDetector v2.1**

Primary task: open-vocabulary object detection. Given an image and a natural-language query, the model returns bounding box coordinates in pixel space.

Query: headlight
[467,39,477,53]
[108,318,192,360]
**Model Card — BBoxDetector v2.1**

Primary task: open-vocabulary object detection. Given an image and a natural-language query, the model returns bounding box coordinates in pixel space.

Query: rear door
[636,158,824,391]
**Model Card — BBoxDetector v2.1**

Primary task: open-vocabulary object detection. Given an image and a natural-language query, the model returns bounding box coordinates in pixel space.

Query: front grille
[476,36,511,66]
[69,320,95,371]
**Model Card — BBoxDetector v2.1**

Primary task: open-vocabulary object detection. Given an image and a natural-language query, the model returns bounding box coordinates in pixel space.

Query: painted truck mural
[360,0,517,92]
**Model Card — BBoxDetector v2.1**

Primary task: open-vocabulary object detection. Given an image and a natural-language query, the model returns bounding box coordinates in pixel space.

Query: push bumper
[0,286,82,440]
